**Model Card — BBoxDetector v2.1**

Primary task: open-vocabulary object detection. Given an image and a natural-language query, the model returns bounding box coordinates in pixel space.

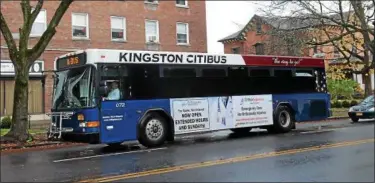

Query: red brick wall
[222,20,273,55]
[223,42,244,54]
[1,1,207,52]
[1,1,207,113]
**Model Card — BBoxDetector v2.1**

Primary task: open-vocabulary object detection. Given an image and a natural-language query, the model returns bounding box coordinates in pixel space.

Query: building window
[145,20,159,43]
[145,0,158,3]
[254,43,264,55]
[176,0,188,7]
[30,9,47,36]
[72,13,89,39]
[111,16,126,41]
[232,47,240,54]
[176,22,189,44]
[256,22,262,33]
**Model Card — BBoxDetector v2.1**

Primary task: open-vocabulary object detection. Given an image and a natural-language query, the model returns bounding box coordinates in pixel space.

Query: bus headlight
[369,107,374,112]
[79,122,86,127]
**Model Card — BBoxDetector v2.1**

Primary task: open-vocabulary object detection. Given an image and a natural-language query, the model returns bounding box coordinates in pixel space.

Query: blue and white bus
[49,49,330,148]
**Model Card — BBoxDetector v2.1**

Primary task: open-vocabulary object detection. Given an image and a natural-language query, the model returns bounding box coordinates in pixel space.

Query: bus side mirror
[99,80,107,86]
[99,86,109,96]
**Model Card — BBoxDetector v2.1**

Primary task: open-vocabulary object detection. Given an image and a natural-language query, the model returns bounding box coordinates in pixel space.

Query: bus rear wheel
[268,105,295,133]
[138,112,168,148]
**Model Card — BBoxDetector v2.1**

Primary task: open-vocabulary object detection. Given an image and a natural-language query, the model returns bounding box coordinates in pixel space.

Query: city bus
[48,49,330,148]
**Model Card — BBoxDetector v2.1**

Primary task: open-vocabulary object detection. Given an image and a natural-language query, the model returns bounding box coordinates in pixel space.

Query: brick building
[218,13,374,91]
[0,0,207,117]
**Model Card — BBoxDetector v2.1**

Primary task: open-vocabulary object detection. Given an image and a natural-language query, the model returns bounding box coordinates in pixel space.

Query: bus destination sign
[56,53,87,70]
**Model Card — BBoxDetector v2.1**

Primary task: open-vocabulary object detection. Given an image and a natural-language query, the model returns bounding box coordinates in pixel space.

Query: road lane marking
[79,138,374,182]
[300,129,335,134]
[53,147,167,163]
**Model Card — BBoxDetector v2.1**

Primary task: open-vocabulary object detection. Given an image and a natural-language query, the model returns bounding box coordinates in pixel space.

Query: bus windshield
[52,66,96,110]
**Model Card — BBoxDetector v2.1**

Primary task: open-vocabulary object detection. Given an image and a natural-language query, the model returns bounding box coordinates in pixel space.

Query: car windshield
[360,95,374,105]
[52,66,96,110]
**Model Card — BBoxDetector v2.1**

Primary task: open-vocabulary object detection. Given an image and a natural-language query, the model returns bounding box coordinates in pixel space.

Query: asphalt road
[1,119,374,182]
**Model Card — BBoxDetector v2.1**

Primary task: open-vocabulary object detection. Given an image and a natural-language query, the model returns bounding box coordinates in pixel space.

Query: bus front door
[99,101,136,144]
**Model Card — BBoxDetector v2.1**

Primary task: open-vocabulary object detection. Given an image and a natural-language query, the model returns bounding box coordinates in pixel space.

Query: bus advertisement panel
[171,95,273,134]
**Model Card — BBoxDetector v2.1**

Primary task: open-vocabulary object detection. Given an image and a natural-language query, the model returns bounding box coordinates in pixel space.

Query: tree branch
[0,11,18,63]
[306,29,356,45]
[19,0,32,54]
[29,0,74,63]
[30,0,44,28]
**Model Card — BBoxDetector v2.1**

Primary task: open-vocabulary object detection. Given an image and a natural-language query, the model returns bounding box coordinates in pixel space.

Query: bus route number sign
[56,53,86,70]
[67,57,80,66]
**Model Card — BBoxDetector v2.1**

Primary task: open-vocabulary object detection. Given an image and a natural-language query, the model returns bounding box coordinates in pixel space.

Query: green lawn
[0,128,46,136]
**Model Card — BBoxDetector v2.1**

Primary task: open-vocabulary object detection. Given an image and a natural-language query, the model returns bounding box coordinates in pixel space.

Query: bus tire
[138,112,168,148]
[230,127,252,134]
[270,105,295,133]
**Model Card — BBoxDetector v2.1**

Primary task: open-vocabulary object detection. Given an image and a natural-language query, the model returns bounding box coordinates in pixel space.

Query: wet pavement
[1,119,374,182]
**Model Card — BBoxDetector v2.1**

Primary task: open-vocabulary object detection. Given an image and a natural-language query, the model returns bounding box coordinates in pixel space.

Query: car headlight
[369,107,374,112]
[349,107,354,112]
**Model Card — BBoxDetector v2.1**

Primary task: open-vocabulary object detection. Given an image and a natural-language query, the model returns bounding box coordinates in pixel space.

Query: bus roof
[55,49,325,69]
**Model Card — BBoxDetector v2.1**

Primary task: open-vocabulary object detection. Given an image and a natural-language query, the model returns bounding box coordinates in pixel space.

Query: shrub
[342,100,351,108]
[1,116,12,129]
[332,100,342,108]
[350,100,359,106]
[327,79,360,100]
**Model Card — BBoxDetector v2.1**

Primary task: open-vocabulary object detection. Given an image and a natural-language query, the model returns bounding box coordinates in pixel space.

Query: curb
[0,142,62,151]
[0,142,85,155]
[296,116,349,124]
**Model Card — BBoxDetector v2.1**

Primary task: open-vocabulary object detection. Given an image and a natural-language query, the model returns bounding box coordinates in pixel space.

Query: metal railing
[46,111,74,140]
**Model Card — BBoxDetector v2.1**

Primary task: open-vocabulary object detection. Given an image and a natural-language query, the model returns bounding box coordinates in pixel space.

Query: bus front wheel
[138,112,168,148]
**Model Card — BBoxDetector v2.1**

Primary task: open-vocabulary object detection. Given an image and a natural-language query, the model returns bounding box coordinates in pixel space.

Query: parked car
[348,95,374,122]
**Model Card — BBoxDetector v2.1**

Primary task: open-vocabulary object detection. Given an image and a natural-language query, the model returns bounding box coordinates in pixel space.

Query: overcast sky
[206,1,264,54]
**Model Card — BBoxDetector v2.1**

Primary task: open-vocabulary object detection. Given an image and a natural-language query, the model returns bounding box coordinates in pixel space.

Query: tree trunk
[363,72,372,97]
[3,58,30,143]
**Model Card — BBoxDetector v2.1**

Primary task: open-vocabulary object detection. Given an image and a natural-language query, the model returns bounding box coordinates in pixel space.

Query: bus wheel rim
[279,111,291,128]
[146,119,164,141]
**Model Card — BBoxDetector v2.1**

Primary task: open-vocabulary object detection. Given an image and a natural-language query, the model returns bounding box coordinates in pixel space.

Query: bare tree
[0,0,74,142]
[256,0,374,96]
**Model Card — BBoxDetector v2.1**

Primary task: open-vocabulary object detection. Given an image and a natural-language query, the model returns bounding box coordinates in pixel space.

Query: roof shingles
[218,12,352,43]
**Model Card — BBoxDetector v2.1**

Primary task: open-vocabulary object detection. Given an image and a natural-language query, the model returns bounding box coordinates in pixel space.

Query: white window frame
[30,9,47,37]
[145,20,159,43]
[145,0,158,4]
[176,0,188,8]
[71,13,89,39]
[176,22,189,45]
[110,16,126,41]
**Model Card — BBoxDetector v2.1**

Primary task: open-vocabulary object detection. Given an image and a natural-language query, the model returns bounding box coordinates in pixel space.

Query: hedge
[0,116,12,129]
[331,100,361,108]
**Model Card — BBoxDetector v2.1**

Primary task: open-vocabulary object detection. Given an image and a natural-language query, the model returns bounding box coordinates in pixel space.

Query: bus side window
[199,68,227,97]
[162,67,197,77]
[161,67,197,98]
[201,68,227,77]
[274,69,293,77]
[249,69,270,77]
[100,65,127,101]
